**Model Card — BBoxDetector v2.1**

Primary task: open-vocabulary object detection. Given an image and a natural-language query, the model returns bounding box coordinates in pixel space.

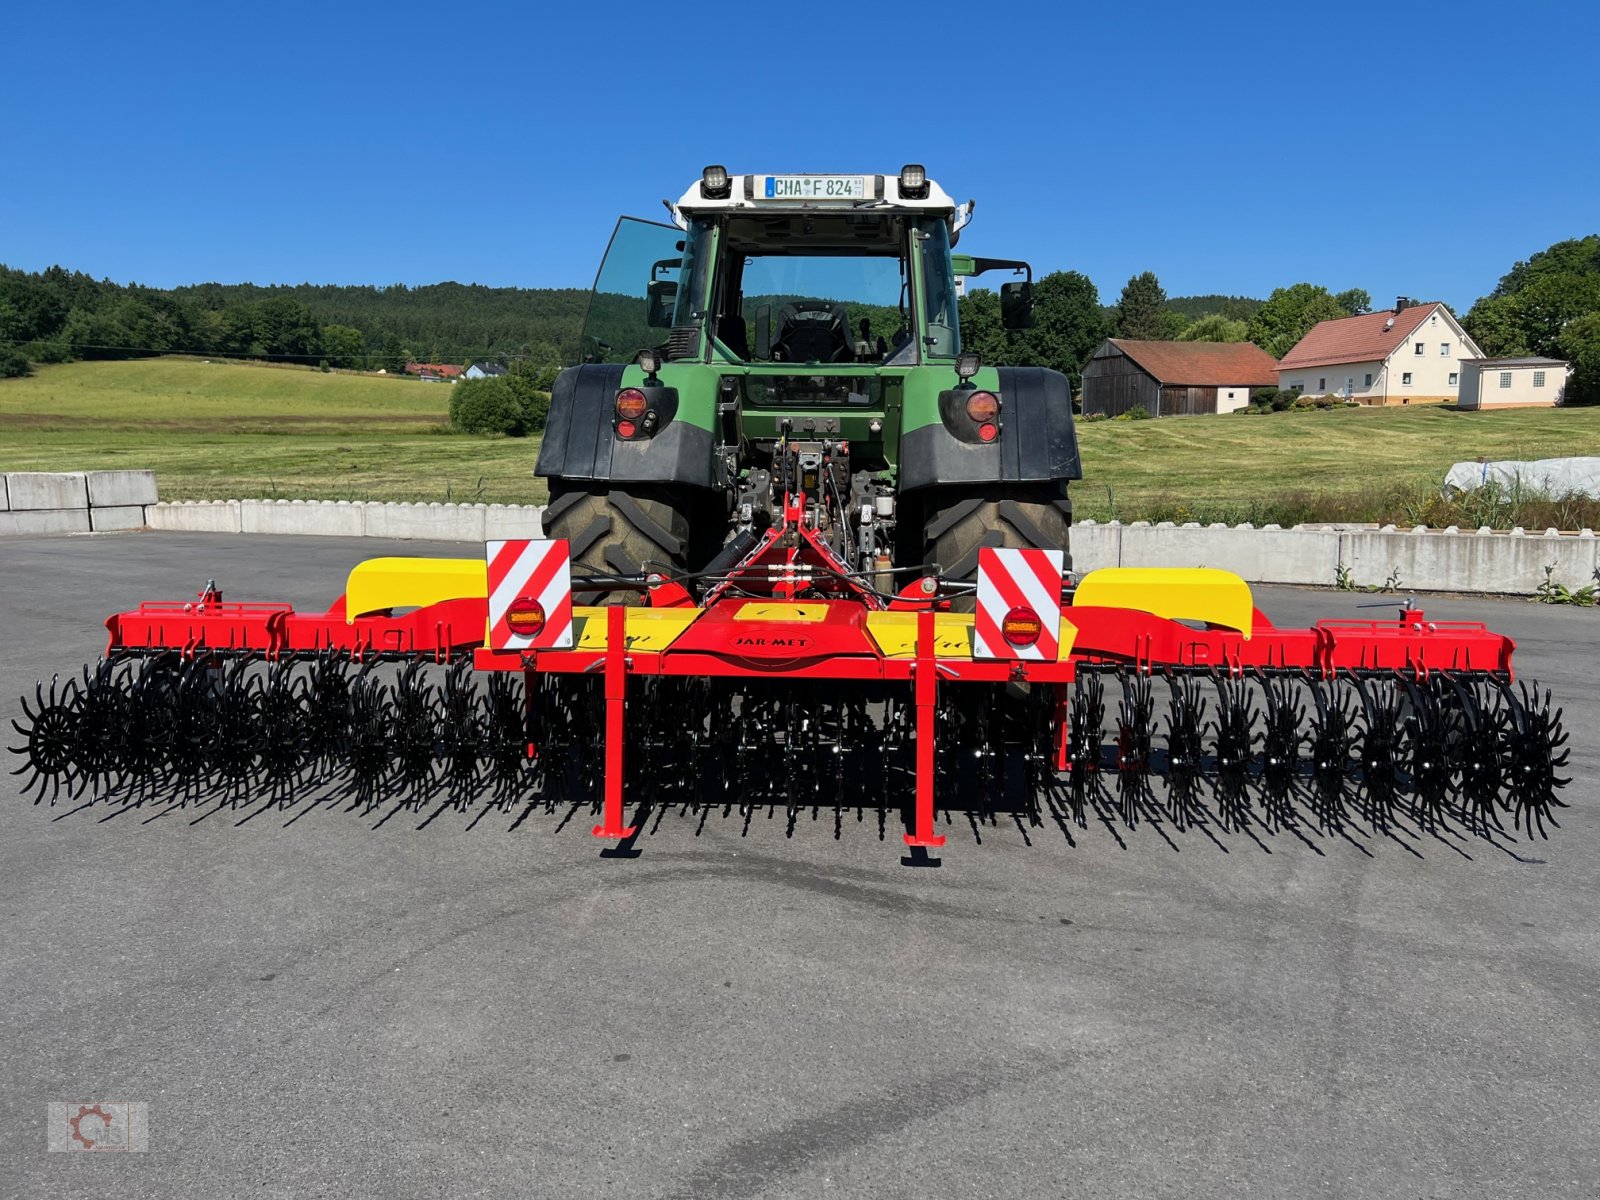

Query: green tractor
[537,165,1080,601]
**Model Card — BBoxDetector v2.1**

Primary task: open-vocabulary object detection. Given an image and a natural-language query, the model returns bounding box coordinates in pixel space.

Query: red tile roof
[1277,303,1442,371]
[405,362,463,377]
[1105,339,1280,387]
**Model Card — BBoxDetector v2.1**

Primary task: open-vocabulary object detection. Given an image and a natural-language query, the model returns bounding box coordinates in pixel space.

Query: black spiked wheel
[10,676,84,804]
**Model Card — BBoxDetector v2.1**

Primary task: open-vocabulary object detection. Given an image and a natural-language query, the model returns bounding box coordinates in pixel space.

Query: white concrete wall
[1459,362,1570,409]
[6,470,1596,597]
[1075,519,1600,596]
[147,499,544,540]
[0,470,156,535]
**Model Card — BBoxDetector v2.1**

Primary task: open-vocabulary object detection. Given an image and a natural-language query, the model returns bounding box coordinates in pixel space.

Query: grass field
[3,357,1600,523]
[0,358,548,505]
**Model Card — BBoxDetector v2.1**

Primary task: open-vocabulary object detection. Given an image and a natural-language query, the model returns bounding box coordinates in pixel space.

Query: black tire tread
[925,485,1073,591]
[543,484,693,604]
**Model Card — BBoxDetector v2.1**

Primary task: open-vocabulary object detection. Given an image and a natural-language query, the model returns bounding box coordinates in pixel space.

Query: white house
[1277,299,1484,405]
[464,360,508,380]
[1458,357,1571,409]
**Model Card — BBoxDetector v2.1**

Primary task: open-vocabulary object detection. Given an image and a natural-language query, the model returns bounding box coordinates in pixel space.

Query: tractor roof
[672,169,968,229]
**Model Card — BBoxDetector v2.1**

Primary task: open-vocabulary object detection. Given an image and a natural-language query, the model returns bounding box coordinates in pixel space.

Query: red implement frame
[100,523,1518,853]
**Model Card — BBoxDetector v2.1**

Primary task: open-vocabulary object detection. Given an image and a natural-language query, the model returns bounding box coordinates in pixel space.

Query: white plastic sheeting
[1443,457,1600,498]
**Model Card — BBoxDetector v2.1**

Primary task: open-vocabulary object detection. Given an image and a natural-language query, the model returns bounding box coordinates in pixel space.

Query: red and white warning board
[486,538,574,651]
[973,546,1065,661]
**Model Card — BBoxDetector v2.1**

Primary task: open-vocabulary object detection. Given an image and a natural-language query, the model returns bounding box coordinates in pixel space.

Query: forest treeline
[0,266,586,385]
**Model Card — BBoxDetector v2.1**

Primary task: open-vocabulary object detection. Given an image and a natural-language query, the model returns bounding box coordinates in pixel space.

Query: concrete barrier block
[145,501,243,533]
[86,469,158,508]
[242,498,365,537]
[89,505,148,532]
[0,508,92,535]
[365,502,486,542]
[1069,520,1120,575]
[5,471,87,510]
[1120,523,1341,586]
[0,476,8,511]
[1341,528,1600,594]
[485,504,545,541]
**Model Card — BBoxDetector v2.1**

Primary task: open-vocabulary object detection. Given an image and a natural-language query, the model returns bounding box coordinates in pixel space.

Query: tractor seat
[773,301,850,363]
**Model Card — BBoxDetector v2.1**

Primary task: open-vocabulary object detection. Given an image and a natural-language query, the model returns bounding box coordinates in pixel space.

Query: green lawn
[0,358,548,505]
[3,357,1598,523]
[1074,403,1600,525]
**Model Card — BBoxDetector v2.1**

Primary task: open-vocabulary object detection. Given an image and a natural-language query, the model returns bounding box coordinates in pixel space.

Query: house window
[1534,370,1546,387]
[1414,342,1425,355]
[1364,373,1373,387]
[1318,377,1326,390]
[1289,381,1303,392]
[1499,372,1512,388]
[1448,372,1458,386]
[1402,372,1413,385]
[1440,343,1451,356]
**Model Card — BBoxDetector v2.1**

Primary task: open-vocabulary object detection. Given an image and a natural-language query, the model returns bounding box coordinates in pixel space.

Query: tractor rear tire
[922,484,1072,608]
[543,483,693,605]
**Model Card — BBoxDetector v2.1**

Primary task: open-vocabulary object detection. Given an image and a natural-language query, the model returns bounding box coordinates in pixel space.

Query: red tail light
[965,391,999,423]
[977,422,999,443]
[615,388,648,421]
[1002,605,1042,647]
[506,597,546,637]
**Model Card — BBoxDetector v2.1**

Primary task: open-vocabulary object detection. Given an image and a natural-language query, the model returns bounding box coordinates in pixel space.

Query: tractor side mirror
[646,280,678,328]
[755,304,772,360]
[1001,281,1034,331]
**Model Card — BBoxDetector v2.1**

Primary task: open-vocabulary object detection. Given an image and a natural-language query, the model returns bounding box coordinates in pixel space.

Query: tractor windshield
[705,213,960,365]
[578,211,963,367]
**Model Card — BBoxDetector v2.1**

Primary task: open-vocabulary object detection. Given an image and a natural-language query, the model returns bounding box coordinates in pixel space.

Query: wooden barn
[1080,339,1280,418]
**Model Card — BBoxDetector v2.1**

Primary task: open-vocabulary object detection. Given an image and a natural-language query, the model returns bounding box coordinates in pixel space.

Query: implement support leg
[592,604,637,841]
[904,609,946,850]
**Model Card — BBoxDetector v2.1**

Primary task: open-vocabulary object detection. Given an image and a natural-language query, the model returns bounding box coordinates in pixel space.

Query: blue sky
[3,1,1594,311]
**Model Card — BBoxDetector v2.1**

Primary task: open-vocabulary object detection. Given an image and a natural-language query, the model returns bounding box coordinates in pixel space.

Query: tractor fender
[535,363,716,488]
[898,365,1082,493]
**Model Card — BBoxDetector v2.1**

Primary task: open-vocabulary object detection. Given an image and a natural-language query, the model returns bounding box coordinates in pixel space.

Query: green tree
[1558,311,1600,406]
[1334,288,1372,316]
[1177,313,1249,342]
[256,296,322,360]
[1511,273,1600,357]
[321,323,366,370]
[957,288,1004,364]
[1247,283,1349,359]
[0,345,29,377]
[1465,234,1600,359]
[380,333,406,374]
[1490,235,1600,298]
[450,376,531,435]
[507,358,553,430]
[1017,270,1111,388]
[1114,271,1169,340]
[1462,293,1527,357]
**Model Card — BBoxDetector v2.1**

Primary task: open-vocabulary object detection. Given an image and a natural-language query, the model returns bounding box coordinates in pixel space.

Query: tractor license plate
[760,175,868,201]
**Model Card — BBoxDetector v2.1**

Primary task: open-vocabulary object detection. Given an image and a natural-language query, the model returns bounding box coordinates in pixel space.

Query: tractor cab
[578,165,1033,375]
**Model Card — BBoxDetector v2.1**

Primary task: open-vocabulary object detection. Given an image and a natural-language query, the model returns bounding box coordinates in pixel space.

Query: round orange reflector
[616,419,637,439]
[977,422,999,443]
[965,390,999,422]
[1002,605,1042,647]
[506,597,546,636]
[615,387,648,421]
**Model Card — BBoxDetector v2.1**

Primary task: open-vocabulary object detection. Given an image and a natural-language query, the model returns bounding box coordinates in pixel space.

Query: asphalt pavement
[3,531,1598,1199]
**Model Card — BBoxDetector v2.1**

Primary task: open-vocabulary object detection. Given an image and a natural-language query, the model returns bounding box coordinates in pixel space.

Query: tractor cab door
[579,217,689,365]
